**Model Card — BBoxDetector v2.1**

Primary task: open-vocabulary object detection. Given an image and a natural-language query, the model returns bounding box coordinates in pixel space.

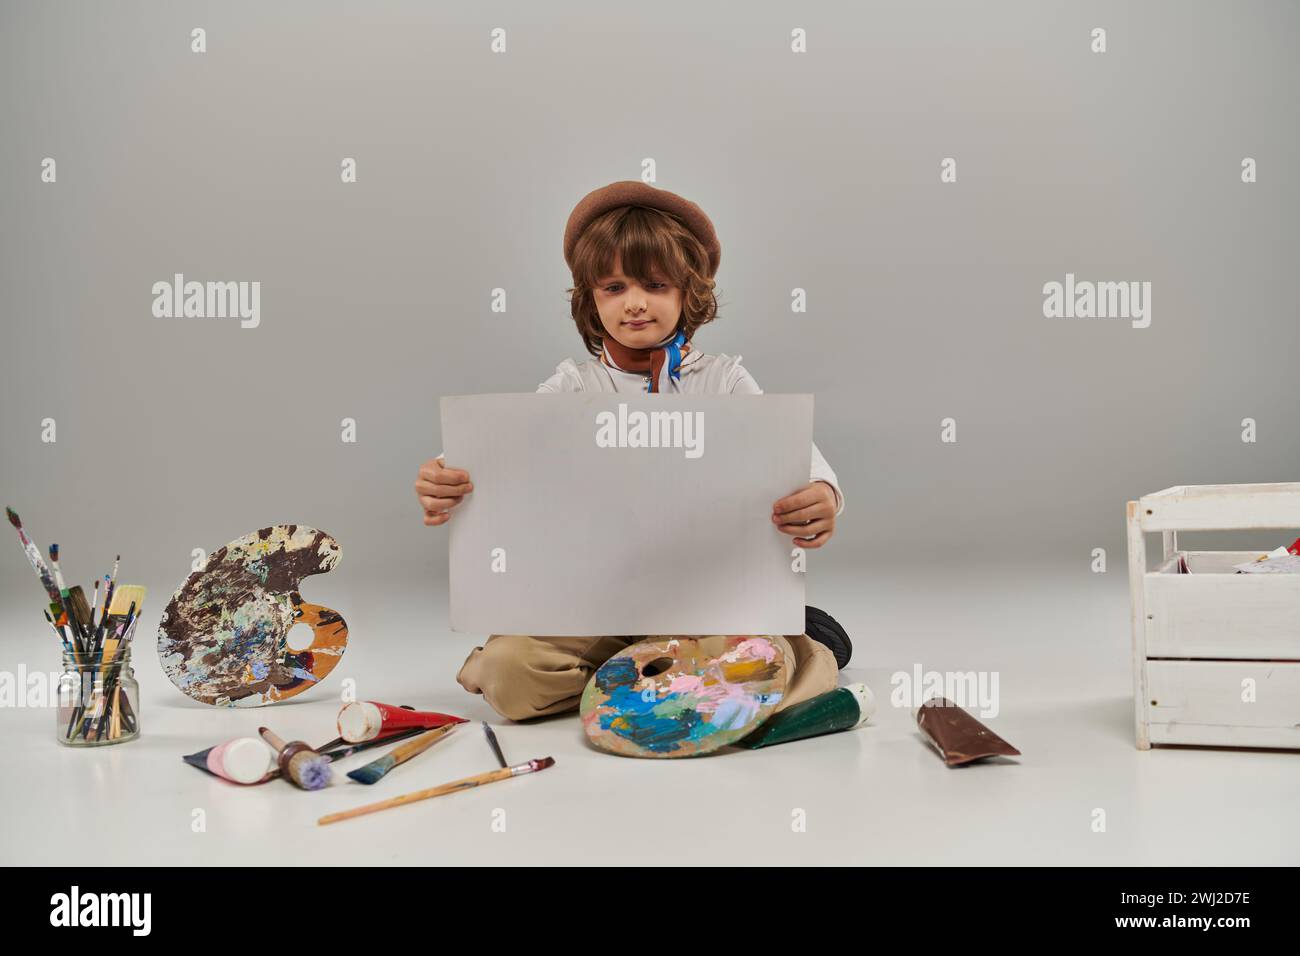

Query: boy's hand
[772,481,837,549]
[416,457,473,526]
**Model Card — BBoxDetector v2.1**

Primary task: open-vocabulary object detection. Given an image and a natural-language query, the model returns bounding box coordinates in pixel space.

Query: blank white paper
[440,392,813,636]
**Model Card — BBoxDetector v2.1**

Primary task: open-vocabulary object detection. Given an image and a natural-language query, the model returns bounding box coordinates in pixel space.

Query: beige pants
[456,633,839,722]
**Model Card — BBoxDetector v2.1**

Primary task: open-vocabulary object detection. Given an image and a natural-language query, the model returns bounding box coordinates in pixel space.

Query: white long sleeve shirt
[523,349,845,516]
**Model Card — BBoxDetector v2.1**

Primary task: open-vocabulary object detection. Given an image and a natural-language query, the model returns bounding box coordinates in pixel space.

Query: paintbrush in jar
[79,587,144,740]
[6,508,64,615]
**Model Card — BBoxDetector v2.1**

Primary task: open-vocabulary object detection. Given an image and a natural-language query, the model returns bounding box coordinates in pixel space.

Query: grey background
[2,0,1297,611]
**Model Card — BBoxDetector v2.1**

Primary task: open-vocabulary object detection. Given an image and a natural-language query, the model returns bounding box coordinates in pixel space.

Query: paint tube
[182,736,276,785]
[915,697,1021,766]
[732,683,875,749]
[336,700,467,743]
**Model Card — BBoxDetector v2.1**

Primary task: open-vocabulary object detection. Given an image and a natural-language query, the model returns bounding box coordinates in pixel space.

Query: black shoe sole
[805,605,852,670]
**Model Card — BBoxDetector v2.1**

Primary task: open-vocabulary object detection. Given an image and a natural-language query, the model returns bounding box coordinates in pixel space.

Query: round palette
[157,525,348,707]
[579,636,789,758]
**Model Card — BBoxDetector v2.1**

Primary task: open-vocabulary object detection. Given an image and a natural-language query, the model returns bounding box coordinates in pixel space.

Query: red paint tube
[336,701,467,743]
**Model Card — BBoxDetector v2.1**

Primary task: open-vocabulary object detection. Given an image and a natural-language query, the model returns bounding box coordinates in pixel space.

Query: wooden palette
[580,636,789,758]
[157,525,348,707]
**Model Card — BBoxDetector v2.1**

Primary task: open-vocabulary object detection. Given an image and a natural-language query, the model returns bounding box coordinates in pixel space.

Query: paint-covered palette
[157,525,348,707]
[580,636,789,758]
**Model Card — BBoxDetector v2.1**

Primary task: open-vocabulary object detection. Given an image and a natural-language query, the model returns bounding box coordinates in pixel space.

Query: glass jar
[56,646,140,746]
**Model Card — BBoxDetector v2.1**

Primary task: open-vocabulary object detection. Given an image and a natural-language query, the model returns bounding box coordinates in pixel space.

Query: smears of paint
[182,736,277,784]
[579,636,789,759]
[156,526,348,707]
[336,701,467,743]
[733,683,875,749]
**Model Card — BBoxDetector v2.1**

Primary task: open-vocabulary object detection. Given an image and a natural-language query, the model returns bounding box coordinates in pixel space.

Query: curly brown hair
[565,205,719,358]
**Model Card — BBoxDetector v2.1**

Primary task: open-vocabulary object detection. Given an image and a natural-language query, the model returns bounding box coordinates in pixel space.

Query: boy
[417,181,851,720]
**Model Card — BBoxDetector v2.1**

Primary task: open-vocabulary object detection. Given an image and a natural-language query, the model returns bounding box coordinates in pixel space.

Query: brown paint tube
[915,697,1020,766]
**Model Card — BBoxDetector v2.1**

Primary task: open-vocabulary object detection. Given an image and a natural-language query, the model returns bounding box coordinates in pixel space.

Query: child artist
[416,180,852,721]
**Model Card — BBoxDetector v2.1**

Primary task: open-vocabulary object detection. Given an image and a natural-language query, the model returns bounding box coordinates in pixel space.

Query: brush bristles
[67,587,92,629]
[289,752,333,790]
[346,757,396,786]
[5,507,20,528]
[107,584,145,616]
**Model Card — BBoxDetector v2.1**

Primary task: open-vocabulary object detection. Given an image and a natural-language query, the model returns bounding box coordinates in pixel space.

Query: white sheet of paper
[440,392,812,636]
[1232,553,1300,574]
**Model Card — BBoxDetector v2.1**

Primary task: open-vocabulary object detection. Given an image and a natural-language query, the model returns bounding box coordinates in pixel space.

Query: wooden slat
[1142,485,1187,499]
[1145,553,1300,659]
[1149,724,1300,749]
[1138,482,1300,531]
[1126,501,1151,750]
[1146,660,1300,751]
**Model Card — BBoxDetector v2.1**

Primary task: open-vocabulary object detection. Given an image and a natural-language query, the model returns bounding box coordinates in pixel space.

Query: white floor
[2,565,1296,866]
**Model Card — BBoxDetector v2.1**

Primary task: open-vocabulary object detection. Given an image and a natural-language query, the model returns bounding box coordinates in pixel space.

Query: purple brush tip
[49,544,59,560]
[298,755,333,791]
[5,507,20,528]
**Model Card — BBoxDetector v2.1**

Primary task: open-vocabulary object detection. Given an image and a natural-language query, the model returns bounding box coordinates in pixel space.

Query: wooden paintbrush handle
[318,765,515,825]
[388,722,457,765]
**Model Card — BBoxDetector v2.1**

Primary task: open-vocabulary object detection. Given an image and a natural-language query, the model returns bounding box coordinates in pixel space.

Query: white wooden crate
[1127,483,1300,751]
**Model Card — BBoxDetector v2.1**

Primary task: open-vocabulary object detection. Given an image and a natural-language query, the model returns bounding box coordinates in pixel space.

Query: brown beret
[563,180,721,278]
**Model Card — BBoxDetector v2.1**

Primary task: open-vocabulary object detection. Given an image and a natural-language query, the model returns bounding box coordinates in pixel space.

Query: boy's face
[593,254,684,349]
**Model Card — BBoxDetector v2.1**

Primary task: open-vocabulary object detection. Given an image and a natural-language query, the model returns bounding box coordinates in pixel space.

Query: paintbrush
[89,611,131,740]
[260,727,332,790]
[47,544,85,648]
[43,609,72,654]
[318,756,556,826]
[66,581,128,741]
[67,585,93,639]
[107,554,119,603]
[346,723,459,785]
[48,542,68,595]
[6,508,64,613]
[317,725,427,760]
[89,575,106,645]
[86,588,144,739]
[94,573,109,630]
[78,611,127,741]
[482,722,508,768]
[107,597,144,731]
[96,586,143,657]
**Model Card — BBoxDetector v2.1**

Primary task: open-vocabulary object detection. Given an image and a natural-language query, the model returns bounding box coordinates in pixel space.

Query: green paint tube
[733,683,875,749]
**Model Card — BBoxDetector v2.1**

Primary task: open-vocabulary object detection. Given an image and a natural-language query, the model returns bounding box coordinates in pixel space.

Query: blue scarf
[600,328,691,393]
